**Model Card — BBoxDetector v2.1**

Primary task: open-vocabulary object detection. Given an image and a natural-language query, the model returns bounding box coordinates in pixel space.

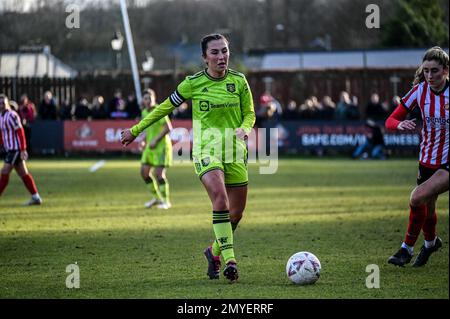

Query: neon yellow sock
[212,221,238,256]
[212,210,235,264]
[158,178,169,203]
[146,177,162,200]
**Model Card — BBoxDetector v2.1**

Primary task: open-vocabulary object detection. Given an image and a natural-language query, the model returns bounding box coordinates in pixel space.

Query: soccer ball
[286,251,321,285]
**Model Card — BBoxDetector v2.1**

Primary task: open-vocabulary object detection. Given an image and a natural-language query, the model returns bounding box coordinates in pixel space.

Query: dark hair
[142,88,155,98]
[201,34,229,57]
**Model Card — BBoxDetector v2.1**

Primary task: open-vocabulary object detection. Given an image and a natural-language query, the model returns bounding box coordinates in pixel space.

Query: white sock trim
[424,237,437,249]
[401,242,413,254]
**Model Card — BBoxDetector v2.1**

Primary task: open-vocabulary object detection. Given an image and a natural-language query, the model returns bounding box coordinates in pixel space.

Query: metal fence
[0,76,75,106]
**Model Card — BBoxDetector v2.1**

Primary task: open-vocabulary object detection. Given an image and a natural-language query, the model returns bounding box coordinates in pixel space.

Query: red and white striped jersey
[0,109,22,151]
[401,80,449,168]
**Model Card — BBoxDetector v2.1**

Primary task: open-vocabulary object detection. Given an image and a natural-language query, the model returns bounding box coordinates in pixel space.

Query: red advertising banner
[64,120,193,152]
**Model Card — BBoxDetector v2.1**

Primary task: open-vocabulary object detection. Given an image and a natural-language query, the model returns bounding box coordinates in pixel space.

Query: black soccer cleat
[204,246,221,280]
[412,237,442,268]
[223,261,239,283]
[388,247,413,267]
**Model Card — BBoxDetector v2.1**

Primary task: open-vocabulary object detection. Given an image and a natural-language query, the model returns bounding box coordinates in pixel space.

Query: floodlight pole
[119,0,142,105]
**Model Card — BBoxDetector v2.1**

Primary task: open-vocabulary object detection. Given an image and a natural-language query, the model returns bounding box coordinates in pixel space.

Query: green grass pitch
[0,159,448,298]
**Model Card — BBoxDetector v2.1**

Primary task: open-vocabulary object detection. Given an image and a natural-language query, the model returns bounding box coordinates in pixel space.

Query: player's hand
[235,128,248,140]
[20,150,28,161]
[120,129,136,146]
[397,119,416,131]
[138,140,146,152]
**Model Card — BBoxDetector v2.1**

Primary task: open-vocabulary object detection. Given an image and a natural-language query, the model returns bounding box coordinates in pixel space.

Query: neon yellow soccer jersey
[169,69,255,161]
[131,69,255,171]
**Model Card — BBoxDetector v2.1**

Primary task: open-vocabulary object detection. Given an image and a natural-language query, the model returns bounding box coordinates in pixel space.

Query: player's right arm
[385,85,419,131]
[121,79,191,146]
[385,105,416,131]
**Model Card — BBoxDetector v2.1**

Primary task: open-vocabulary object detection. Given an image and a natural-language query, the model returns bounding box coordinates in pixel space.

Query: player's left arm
[237,78,256,139]
[150,118,172,149]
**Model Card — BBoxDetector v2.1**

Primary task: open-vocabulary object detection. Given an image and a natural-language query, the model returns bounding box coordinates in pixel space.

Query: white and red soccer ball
[286,251,321,285]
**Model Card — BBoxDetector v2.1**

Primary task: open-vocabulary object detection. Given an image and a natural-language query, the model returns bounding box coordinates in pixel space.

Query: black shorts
[4,150,22,165]
[417,163,449,185]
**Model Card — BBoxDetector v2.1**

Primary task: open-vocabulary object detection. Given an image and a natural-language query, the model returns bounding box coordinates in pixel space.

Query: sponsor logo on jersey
[202,87,208,93]
[199,100,210,111]
[425,116,450,127]
[226,83,236,93]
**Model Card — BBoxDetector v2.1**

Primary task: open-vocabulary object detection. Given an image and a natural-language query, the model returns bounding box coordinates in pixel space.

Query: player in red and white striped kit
[386,47,448,267]
[0,94,42,205]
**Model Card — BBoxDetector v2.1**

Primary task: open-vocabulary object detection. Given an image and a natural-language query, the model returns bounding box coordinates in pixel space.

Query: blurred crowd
[6,89,416,126]
[255,91,407,126]
[5,89,193,123]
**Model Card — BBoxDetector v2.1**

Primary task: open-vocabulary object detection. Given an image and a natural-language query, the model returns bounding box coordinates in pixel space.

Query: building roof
[0,52,78,78]
[245,48,450,71]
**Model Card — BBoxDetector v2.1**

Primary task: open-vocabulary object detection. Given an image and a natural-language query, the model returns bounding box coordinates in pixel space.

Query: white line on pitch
[89,160,106,172]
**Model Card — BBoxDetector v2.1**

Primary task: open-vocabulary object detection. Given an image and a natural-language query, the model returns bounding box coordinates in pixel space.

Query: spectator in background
[126,93,140,120]
[389,95,401,113]
[282,99,298,120]
[321,95,336,120]
[256,92,282,123]
[310,95,327,119]
[74,97,91,120]
[18,94,37,153]
[348,95,360,120]
[38,91,57,120]
[59,99,73,120]
[366,93,388,120]
[109,90,128,119]
[335,91,352,120]
[298,98,315,119]
[270,95,283,119]
[91,96,108,119]
[255,92,275,127]
[352,119,386,160]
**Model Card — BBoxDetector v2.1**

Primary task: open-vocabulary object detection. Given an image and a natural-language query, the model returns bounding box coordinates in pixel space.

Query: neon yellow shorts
[141,147,172,167]
[193,155,248,187]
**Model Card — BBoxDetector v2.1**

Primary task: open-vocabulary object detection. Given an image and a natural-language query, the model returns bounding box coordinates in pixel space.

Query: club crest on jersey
[226,83,236,93]
[201,157,210,167]
[199,100,210,111]
[445,103,449,110]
